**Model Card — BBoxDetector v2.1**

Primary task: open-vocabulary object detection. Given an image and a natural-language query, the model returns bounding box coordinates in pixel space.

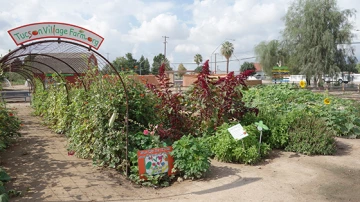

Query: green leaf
[0,171,10,182]
[0,184,5,194]
[0,193,9,202]
[145,162,152,170]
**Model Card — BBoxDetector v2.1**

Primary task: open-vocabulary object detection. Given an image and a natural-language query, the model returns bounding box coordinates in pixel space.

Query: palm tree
[220,41,234,73]
[194,54,203,66]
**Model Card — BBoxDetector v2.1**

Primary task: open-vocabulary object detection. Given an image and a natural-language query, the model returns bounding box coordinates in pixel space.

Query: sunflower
[299,80,306,88]
[324,98,330,105]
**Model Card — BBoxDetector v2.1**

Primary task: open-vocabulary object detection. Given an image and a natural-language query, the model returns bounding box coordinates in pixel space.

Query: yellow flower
[299,80,306,88]
[324,98,330,105]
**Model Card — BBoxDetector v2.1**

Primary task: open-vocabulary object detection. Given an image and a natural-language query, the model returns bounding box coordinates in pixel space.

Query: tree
[194,66,203,73]
[136,55,150,75]
[112,56,127,72]
[356,63,360,73]
[254,40,288,75]
[194,54,203,66]
[143,58,151,74]
[151,53,172,75]
[283,0,356,85]
[220,41,234,73]
[335,47,358,73]
[125,53,137,71]
[240,62,256,75]
[177,63,187,77]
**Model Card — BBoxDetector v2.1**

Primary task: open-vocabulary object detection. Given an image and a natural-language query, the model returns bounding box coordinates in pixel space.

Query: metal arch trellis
[2,53,87,91]
[0,39,131,176]
[10,67,41,90]
[8,69,35,91]
[2,64,43,77]
[2,58,70,103]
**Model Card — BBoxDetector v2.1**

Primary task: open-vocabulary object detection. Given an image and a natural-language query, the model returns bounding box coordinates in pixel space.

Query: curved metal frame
[2,53,87,91]
[8,69,36,91]
[0,39,131,175]
[3,58,70,103]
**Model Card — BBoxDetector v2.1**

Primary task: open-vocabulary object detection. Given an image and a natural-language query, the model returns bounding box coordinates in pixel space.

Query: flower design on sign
[145,152,169,175]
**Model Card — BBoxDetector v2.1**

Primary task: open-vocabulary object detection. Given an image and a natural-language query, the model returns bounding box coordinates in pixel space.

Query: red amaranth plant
[147,63,191,140]
[189,60,258,131]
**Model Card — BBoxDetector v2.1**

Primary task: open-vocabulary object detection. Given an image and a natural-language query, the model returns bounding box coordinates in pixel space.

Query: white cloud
[175,44,200,53]
[126,14,189,42]
[0,0,358,72]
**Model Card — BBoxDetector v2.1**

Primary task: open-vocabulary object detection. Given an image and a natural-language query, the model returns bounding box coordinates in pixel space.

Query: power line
[162,36,169,59]
[171,56,256,65]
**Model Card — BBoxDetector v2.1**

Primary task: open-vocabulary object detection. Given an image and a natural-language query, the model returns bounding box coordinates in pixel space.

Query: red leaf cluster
[146,63,191,140]
[189,60,258,130]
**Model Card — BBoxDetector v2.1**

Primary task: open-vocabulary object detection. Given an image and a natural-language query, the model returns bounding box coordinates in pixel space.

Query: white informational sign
[227,124,248,140]
[8,22,104,50]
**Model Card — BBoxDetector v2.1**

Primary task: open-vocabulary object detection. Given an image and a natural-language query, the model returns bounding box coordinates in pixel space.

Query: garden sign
[228,123,248,140]
[8,22,104,50]
[137,146,174,178]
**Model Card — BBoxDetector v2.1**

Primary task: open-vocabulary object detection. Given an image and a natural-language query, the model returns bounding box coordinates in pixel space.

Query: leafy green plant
[0,100,21,202]
[243,84,360,152]
[32,70,161,173]
[0,168,11,202]
[0,106,21,151]
[208,123,270,164]
[171,135,211,179]
[286,115,336,155]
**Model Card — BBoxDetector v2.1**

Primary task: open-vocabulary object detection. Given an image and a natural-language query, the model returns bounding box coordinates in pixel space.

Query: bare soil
[1,88,360,201]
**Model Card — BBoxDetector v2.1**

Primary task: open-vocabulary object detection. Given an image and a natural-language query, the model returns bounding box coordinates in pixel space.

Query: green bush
[0,105,21,151]
[208,123,270,164]
[285,115,336,155]
[0,101,21,202]
[0,168,10,202]
[32,71,160,169]
[171,135,211,179]
[243,84,360,151]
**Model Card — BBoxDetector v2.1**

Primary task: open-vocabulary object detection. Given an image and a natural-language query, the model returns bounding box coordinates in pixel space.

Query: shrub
[0,167,10,202]
[32,70,160,172]
[208,123,270,164]
[0,105,21,151]
[186,60,258,133]
[243,84,360,151]
[171,135,211,179]
[146,63,192,141]
[285,115,336,155]
[0,100,21,201]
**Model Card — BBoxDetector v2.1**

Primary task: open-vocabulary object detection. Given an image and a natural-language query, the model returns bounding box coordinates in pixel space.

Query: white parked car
[322,73,352,84]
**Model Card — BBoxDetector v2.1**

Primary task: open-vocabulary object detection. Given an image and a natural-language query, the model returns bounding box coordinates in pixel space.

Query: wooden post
[342,83,345,94]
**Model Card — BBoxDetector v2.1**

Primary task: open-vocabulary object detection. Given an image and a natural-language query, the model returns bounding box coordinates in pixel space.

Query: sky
[0,0,359,73]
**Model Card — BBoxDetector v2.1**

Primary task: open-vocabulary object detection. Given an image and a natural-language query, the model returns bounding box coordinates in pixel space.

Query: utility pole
[162,36,169,59]
[214,53,218,74]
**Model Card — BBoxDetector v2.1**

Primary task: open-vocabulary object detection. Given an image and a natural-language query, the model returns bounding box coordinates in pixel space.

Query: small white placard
[228,124,248,140]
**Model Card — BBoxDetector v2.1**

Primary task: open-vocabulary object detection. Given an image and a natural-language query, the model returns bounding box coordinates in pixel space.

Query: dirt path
[1,102,360,202]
